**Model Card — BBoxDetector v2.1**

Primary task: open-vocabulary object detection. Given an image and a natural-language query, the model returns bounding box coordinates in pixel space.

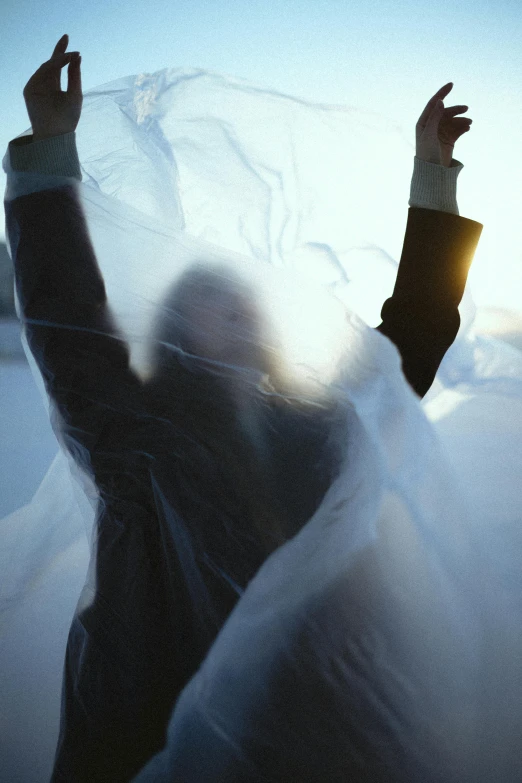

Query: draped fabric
[1,68,522,782]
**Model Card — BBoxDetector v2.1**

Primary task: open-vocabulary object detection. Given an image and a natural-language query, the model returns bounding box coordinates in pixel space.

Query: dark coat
[5,185,482,783]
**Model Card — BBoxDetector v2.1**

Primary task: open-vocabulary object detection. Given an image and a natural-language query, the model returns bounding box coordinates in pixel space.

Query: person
[4,35,482,783]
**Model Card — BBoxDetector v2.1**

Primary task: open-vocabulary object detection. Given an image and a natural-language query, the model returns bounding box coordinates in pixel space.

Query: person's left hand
[416,83,472,167]
[23,34,82,142]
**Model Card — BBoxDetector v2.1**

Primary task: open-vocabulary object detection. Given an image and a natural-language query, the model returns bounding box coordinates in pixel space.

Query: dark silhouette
[0,242,15,318]
[6,181,482,782]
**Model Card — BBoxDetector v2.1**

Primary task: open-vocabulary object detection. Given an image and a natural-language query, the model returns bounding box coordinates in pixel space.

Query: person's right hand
[23,34,82,142]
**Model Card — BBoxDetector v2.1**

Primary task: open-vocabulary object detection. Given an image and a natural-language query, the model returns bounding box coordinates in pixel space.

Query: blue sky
[3,0,520,128]
[2,0,522,306]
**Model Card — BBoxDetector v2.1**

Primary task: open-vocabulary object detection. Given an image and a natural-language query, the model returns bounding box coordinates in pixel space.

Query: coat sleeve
[4,183,206,783]
[376,206,483,397]
[4,183,143,481]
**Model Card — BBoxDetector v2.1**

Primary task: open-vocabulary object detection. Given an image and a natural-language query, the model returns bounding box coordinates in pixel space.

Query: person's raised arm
[4,36,139,467]
[376,83,483,397]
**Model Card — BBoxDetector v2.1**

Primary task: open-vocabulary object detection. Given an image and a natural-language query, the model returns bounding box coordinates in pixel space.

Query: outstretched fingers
[449,117,473,133]
[47,34,77,76]
[417,82,453,126]
[24,38,79,98]
[28,53,76,95]
[52,34,69,58]
[444,104,469,117]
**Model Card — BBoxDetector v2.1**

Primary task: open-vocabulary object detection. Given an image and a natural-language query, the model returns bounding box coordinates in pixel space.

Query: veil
[2,67,522,782]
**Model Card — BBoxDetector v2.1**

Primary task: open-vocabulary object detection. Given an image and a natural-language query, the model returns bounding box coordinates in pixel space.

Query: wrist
[417,153,452,169]
[9,131,82,179]
[409,156,462,215]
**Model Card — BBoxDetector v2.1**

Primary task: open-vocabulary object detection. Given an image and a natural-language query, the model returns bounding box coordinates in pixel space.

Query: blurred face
[176,269,266,369]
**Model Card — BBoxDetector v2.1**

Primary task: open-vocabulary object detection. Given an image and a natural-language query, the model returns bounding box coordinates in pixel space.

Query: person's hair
[144,263,344,575]
[145,264,291,561]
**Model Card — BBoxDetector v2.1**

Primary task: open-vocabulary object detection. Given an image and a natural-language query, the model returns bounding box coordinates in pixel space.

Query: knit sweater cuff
[409,156,462,216]
[6,135,462,216]
[8,132,82,180]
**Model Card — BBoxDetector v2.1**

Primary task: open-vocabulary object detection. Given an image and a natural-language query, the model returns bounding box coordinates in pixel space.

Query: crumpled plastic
[133,320,486,783]
[2,67,522,782]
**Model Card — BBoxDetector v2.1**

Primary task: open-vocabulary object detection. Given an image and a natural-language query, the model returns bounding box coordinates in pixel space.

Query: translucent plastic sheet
[133,317,522,783]
[2,68,522,782]
[132,325,485,783]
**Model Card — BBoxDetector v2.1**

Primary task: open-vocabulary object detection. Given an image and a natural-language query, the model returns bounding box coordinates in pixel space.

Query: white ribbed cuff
[8,132,82,180]
[409,156,462,216]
